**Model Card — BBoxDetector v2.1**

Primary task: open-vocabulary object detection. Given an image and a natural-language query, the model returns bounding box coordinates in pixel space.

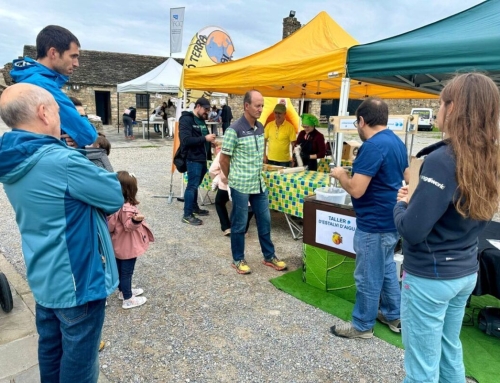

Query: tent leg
[335,77,351,166]
[117,93,120,133]
[152,172,185,204]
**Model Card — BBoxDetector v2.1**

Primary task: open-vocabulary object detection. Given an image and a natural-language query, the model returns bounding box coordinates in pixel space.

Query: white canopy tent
[116,58,182,138]
[117,57,182,93]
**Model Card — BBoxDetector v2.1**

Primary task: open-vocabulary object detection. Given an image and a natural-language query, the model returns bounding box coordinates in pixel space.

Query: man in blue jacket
[0,83,123,383]
[9,25,97,148]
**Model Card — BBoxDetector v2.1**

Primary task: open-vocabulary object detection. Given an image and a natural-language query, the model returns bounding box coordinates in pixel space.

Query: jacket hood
[181,110,195,118]
[10,57,68,88]
[0,129,67,184]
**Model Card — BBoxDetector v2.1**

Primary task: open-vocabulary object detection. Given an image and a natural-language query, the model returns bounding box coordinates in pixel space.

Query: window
[135,94,149,108]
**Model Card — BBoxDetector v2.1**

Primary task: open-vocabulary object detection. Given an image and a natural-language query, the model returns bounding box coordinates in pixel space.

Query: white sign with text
[316,210,357,254]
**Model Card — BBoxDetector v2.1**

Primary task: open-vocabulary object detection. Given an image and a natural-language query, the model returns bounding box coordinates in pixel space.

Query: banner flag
[172,26,235,173]
[170,7,185,54]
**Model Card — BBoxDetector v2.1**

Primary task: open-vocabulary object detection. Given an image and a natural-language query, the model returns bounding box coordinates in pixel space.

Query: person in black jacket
[394,73,500,383]
[220,104,233,135]
[179,97,216,225]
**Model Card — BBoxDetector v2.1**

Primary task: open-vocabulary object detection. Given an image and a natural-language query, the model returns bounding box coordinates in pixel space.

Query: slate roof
[4,45,183,86]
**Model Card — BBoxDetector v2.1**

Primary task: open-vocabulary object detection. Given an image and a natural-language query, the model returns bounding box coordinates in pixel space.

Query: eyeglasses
[353,120,359,128]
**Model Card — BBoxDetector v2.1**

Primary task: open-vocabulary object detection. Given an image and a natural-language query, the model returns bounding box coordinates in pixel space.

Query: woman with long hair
[394,72,500,382]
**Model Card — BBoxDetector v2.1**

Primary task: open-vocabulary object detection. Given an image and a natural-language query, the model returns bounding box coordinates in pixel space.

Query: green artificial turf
[270,269,500,383]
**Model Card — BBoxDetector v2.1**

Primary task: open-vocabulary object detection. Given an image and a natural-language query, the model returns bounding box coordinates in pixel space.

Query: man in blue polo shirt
[329,97,409,339]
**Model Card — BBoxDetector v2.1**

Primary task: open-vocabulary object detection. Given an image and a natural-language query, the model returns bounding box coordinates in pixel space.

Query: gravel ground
[0,120,483,382]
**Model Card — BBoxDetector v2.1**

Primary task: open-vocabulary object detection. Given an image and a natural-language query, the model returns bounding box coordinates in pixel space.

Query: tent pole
[117,92,120,133]
[147,93,150,140]
[335,77,351,166]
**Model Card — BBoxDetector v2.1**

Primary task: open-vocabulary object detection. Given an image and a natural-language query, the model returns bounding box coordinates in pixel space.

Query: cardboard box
[408,156,423,201]
[342,141,361,160]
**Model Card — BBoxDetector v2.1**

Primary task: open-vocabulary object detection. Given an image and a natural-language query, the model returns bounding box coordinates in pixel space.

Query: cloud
[0,0,484,68]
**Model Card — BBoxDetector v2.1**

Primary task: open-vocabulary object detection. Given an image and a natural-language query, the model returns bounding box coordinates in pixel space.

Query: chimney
[282,15,301,39]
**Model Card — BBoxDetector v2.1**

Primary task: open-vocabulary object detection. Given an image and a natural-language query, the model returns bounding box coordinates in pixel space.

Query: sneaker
[117,288,144,300]
[262,257,287,271]
[193,208,209,216]
[182,214,203,225]
[232,260,251,274]
[330,322,373,339]
[122,296,147,309]
[377,311,401,333]
[223,228,231,236]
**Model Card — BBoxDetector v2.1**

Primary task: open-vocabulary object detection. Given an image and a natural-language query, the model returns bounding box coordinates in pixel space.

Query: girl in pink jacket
[108,171,154,309]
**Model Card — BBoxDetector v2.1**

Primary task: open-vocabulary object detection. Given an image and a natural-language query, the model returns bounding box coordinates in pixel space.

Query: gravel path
[0,120,481,382]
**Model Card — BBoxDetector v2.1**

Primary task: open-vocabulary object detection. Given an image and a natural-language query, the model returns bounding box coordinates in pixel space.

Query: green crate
[302,243,356,303]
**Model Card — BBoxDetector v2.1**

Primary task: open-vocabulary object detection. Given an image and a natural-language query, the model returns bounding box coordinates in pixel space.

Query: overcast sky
[0,0,484,68]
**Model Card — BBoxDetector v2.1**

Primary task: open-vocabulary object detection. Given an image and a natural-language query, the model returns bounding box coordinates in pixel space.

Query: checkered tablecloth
[185,164,330,218]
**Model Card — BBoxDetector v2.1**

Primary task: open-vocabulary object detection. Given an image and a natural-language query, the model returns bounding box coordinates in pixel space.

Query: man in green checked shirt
[219,90,287,274]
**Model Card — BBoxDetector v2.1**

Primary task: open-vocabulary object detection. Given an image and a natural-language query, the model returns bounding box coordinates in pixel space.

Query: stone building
[2,46,182,125]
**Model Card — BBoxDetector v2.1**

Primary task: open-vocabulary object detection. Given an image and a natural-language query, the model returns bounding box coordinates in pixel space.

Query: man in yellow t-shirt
[264,104,296,167]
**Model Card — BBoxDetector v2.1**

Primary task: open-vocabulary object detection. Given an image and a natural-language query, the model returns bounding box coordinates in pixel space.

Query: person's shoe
[232,260,251,274]
[377,311,401,333]
[193,208,209,216]
[99,341,105,351]
[330,322,373,339]
[223,228,231,236]
[122,296,147,309]
[262,257,287,271]
[182,215,203,225]
[117,288,144,300]
[129,136,135,140]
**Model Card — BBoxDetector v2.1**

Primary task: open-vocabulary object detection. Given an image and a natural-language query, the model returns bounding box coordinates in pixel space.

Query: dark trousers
[116,258,137,300]
[222,122,230,134]
[215,188,254,232]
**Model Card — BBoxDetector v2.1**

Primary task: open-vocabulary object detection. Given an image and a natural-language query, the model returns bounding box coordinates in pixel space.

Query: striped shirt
[221,116,266,194]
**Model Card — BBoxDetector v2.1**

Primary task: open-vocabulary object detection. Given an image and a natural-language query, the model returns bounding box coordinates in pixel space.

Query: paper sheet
[486,239,500,251]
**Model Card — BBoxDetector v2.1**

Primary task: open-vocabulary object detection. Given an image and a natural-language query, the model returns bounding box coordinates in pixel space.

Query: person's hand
[205,134,216,142]
[330,166,347,179]
[264,155,268,164]
[61,134,77,148]
[133,214,144,222]
[397,186,409,204]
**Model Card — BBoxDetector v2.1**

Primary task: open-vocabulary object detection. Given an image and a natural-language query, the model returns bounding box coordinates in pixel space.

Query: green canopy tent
[346,0,500,95]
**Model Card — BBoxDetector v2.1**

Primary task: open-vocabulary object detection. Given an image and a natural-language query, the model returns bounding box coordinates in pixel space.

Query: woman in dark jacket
[122,106,136,140]
[293,113,326,171]
[394,73,500,383]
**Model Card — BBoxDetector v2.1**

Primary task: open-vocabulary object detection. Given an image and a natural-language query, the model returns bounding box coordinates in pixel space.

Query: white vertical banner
[170,7,185,54]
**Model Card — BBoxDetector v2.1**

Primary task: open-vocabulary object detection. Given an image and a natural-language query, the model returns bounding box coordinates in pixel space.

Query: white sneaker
[122,296,147,309]
[117,288,144,300]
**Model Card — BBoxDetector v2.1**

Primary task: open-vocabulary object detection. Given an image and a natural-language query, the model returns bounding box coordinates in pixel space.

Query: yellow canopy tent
[184,11,437,100]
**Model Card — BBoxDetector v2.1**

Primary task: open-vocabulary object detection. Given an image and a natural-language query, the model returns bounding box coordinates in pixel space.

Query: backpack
[173,146,187,173]
[478,307,500,338]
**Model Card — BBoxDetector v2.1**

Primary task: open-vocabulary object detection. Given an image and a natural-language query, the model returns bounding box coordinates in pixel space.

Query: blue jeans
[122,115,133,137]
[116,257,137,300]
[352,228,400,331]
[401,272,477,383]
[36,299,106,383]
[184,160,207,217]
[230,187,275,262]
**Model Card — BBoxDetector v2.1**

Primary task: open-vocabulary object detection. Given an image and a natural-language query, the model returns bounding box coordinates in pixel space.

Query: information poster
[387,118,405,131]
[315,210,357,254]
[339,118,357,130]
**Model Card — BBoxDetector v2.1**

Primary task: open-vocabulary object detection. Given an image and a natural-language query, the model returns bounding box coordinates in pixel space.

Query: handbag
[173,146,187,173]
[478,307,500,338]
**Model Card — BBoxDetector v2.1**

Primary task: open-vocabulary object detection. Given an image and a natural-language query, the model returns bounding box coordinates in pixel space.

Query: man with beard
[179,97,216,225]
[329,97,409,339]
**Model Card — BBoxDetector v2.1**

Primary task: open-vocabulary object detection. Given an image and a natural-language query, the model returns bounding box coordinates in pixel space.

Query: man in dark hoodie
[179,97,216,225]
[9,25,97,148]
